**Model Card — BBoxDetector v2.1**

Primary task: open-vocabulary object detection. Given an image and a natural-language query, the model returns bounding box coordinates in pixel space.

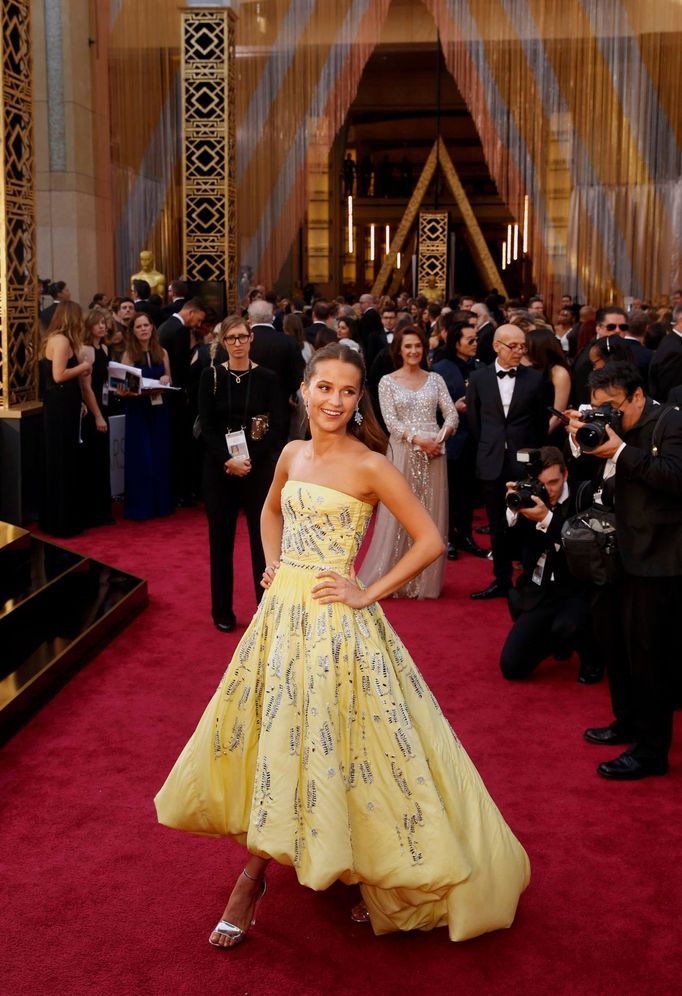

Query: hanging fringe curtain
[426,0,682,304]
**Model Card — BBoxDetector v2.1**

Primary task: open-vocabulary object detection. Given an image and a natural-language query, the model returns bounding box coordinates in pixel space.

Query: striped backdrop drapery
[108,0,682,304]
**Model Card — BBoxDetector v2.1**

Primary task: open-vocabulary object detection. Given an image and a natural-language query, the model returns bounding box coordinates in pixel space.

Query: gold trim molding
[0,0,37,408]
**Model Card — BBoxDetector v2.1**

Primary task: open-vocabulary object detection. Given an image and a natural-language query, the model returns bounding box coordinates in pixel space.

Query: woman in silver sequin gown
[359,326,458,598]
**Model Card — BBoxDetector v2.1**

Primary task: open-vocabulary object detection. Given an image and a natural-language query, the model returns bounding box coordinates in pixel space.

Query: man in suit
[132,279,162,328]
[500,447,600,683]
[306,300,334,347]
[649,304,682,401]
[248,299,304,448]
[161,279,188,321]
[365,304,397,369]
[466,324,549,599]
[158,297,207,504]
[358,294,383,352]
[571,305,630,405]
[565,361,682,779]
[622,312,652,387]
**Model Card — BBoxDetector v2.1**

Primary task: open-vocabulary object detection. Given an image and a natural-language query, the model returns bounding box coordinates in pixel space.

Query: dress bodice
[280,481,372,574]
[378,372,458,438]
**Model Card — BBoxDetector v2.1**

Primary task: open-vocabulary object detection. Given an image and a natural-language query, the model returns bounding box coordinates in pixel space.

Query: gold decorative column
[181,6,237,312]
[417,212,449,300]
[0,0,37,408]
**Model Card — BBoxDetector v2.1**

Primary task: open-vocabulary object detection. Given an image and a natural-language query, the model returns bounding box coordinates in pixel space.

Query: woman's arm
[549,366,571,434]
[50,336,91,383]
[434,372,459,438]
[312,453,444,607]
[160,348,171,385]
[78,346,107,430]
[259,444,298,584]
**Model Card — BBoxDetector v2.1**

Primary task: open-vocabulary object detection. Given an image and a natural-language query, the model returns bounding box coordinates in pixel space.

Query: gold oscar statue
[422,275,443,303]
[130,250,166,299]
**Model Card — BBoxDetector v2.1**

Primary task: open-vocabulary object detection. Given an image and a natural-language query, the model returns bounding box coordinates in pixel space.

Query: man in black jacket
[566,362,682,779]
[358,293,383,352]
[466,324,549,599]
[500,447,599,683]
[247,299,304,448]
[649,305,682,401]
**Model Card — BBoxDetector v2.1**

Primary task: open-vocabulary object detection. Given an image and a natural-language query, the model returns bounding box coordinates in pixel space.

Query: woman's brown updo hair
[304,341,387,454]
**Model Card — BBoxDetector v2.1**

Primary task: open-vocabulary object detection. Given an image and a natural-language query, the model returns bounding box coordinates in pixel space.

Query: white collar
[494,360,517,374]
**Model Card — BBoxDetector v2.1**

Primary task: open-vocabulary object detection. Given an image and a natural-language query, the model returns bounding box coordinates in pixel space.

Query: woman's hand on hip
[311,568,368,609]
[261,561,280,589]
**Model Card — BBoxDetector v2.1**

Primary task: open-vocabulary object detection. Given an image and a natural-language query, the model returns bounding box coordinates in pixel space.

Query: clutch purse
[250,413,270,440]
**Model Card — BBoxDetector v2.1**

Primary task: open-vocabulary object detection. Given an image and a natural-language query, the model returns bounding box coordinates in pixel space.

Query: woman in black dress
[39,303,92,537]
[80,308,114,526]
[199,315,282,632]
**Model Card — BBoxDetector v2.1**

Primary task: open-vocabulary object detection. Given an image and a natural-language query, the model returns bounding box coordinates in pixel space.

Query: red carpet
[2,505,681,996]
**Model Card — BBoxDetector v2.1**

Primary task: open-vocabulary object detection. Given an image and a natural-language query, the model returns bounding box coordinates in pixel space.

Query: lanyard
[226,362,253,432]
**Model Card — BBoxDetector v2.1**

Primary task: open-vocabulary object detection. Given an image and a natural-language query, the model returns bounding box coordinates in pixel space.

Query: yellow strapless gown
[154,481,530,940]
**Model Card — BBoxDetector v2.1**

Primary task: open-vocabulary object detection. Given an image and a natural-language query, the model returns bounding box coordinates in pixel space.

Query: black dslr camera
[575,404,624,452]
[505,449,549,511]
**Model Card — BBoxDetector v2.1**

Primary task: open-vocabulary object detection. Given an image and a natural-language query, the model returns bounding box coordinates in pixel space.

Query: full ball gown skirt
[155,482,530,940]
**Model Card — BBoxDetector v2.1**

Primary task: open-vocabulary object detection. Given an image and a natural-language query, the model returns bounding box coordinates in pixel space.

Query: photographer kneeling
[500,447,600,683]
[565,361,682,781]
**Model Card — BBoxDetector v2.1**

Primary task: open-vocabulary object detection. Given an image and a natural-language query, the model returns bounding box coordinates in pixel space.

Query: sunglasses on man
[602,322,629,332]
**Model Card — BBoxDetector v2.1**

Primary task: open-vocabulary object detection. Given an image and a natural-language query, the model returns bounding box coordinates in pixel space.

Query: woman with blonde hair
[39,302,92,536]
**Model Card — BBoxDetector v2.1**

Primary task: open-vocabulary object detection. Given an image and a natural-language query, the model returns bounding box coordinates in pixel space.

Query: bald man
[466,325,550,599]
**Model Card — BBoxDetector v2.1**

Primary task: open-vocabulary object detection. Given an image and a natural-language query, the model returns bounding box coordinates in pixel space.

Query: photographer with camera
[564,361,682,780]
[499,447,600,683]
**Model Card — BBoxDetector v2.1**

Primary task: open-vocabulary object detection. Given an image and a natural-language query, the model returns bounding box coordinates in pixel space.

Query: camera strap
[650,404,679,457]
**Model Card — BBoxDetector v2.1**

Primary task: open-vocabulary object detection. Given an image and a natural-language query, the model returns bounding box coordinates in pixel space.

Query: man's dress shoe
[583,725,633,746]
[597,753,668,780]
[456,535,492,559]
[577,661,604,684]
[470,581,509,600]
[214,613,236,633]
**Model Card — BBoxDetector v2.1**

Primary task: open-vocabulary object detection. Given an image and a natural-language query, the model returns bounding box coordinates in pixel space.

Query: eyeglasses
[603,323,629,332]
[498,341,528,353]
[223,333,251,345]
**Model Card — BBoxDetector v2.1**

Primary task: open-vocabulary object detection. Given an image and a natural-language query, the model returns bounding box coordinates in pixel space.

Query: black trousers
[591,584,633,731]
[168,392,194,503]
[481,475,514,587]
[500,588,594,680]
[446,436,477,540]
[203,459,272,621]
[622,574,680,761]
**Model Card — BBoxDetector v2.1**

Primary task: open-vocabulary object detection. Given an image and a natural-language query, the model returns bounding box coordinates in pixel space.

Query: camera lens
[506,490,523,511]
[576,424,603,451]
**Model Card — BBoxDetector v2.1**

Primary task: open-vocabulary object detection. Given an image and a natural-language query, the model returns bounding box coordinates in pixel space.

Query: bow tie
[497,368,517,379]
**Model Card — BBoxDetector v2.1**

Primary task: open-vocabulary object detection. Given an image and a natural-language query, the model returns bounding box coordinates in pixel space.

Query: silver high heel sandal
[209,868,267,949]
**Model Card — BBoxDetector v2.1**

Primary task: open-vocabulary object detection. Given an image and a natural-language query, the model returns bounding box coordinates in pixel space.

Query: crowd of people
[37,277,682,787]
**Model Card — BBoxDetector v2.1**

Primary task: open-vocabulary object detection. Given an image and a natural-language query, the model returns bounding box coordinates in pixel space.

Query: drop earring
[353,407,364,425]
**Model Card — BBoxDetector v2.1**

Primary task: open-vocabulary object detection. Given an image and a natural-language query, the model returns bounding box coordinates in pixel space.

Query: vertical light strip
[370,224,375,262]
[513,223,519,261]
[397,251,401,269]
[522,195,529,254]
[385,223,390,255]
[347,195,353,253]
[506,224,512,264]
[502,243,507,270]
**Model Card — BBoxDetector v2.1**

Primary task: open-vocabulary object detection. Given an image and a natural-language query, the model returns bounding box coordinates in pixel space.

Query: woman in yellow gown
[154,342,530,948]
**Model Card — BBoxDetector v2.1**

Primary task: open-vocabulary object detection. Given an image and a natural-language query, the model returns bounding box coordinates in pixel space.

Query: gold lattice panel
[417,212,448,299]
[0,0,37,408]
[181,8,237,311]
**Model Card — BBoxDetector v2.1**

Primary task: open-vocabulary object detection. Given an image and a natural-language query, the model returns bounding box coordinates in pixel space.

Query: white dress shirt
[494,360,517,417]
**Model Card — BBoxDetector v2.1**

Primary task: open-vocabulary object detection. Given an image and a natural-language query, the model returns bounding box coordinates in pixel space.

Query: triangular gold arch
[372,136,508,299]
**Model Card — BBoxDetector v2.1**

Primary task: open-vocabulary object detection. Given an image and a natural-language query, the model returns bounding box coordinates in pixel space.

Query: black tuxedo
[157,314,193,502]
[500,484,596,679]
[158,314,190,389]
[466,364,548,481]
[466,364,548,587]
[249,323,305,447]
[648,331,682,402]
[366,328,391,368]
[359,307,383,351]
[161,297,185,321]
[475,322,496,365]
[595,399,682,762]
